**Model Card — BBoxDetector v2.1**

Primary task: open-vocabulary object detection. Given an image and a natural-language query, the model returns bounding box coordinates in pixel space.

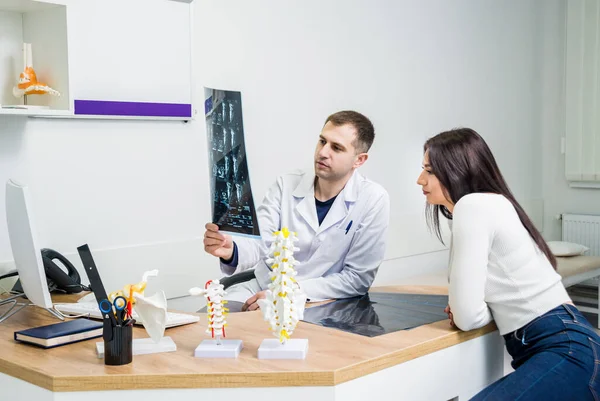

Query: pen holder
[104,324,133,366]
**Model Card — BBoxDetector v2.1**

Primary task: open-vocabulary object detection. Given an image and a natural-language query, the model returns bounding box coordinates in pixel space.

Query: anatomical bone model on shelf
[12,43,60,101]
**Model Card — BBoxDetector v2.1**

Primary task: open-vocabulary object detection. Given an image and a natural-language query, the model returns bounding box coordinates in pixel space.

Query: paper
[204,87,260,237]
[134,291,167,343]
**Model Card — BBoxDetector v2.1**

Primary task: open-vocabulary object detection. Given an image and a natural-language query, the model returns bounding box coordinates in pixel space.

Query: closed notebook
[14,319,103,349]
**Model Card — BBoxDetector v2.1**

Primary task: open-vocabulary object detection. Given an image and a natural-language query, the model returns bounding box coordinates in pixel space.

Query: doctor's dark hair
[424,128,557,270]
[324,110,375,154]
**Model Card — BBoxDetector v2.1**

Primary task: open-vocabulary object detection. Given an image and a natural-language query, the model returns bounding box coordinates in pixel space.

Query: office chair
[219,269,256,290]
[196,270,256,313]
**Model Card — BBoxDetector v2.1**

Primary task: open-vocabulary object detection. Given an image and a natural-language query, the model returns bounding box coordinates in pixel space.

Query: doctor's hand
[203,223,234,260]
[242,290,267,312]
[444,305,455,327]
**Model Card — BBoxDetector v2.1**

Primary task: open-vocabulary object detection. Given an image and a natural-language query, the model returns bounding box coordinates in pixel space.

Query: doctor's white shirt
[220,169,390,301]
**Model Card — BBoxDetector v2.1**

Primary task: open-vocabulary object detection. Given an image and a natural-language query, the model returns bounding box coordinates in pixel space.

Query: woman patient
[417,128,600,400]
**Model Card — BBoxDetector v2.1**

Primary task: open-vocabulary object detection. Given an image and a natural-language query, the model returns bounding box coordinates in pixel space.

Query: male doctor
[203,110,390,311]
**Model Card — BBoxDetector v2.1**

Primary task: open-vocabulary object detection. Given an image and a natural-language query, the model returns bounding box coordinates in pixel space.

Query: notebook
[14,319,103,349]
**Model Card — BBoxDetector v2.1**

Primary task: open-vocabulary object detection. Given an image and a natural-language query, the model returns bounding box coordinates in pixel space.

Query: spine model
[263,227,302,344]
[204,280,228,344]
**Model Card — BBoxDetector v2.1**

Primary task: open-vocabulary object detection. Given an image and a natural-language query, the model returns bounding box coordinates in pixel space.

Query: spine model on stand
[203,280,228,344]
[190,279,242,358]
[259,227,306,343]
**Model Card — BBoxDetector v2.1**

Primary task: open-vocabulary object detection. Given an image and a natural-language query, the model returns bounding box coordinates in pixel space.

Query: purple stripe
[74,100,192,118]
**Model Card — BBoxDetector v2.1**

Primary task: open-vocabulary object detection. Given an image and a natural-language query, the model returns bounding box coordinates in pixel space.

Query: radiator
[562,213,600,291]
[562,213,600,256]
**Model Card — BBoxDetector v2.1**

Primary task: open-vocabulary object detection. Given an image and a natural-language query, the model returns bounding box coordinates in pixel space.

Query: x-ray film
[204,88,260,237]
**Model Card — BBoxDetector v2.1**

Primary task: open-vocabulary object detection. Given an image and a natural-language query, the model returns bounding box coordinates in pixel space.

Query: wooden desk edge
[49,371,338,392]
[2,324,498,392]
[333,322,498,385]
[0,358,55,391]
[0,289,500,392]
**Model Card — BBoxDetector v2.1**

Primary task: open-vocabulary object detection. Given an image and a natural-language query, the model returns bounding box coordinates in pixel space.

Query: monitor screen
[5,179,53,309]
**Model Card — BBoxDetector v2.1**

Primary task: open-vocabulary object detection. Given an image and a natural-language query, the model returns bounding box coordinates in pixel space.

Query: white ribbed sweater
[448,193,571,335]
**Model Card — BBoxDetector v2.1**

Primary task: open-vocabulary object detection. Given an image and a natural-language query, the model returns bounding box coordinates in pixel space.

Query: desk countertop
[0,285,496,392]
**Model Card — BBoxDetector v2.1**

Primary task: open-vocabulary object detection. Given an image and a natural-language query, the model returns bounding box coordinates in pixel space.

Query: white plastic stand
[194,339,243,358]
[96,336,177,358]
[257,339,308,360]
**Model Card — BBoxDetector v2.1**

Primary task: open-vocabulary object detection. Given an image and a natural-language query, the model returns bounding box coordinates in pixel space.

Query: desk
[0,286,504,401]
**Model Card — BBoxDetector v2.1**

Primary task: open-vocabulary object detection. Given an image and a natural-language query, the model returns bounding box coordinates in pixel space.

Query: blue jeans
[471,304,600,401]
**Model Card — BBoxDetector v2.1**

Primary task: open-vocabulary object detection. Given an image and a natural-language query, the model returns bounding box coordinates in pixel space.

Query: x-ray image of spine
[226,182,234,203]
[232,149,240,179]
[204,88,260,237]
[224,155,231,180]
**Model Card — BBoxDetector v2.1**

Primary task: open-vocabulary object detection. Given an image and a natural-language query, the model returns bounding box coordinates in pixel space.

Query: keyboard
[53,302,200,328]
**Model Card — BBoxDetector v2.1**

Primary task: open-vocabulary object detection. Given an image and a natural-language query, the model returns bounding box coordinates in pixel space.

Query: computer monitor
[5,179,53,310]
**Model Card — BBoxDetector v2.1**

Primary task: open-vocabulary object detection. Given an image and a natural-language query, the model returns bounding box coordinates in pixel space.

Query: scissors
[99,295,128,326]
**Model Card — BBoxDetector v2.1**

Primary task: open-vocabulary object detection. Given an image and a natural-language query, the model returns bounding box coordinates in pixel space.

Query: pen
[345,220,353,234]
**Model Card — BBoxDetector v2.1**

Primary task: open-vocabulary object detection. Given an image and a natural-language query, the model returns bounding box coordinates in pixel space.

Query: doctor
[203,110,390,311]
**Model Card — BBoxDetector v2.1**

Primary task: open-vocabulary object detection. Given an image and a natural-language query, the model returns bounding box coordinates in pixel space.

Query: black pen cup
[104,324,133,366]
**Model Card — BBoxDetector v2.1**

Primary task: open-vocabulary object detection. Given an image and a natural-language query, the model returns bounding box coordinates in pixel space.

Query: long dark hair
[424,128,557,270]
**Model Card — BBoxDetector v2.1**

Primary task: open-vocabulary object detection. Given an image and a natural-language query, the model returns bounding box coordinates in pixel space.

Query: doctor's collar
[292,170,361,203]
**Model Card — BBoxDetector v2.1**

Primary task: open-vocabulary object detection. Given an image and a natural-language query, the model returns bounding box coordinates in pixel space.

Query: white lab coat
[220,169,390,301]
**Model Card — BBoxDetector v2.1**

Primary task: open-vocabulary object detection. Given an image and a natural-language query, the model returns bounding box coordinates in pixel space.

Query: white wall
[539,1,600,241]
[0,0,578,300]
[0,115,219,298]
[194,0,559,282]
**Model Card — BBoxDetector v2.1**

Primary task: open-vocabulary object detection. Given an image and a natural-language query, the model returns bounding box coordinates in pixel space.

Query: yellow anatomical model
[108,269,159,307]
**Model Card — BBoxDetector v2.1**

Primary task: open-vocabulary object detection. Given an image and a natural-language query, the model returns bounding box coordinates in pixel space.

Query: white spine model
[190,280,228,344]
[258,227,307,344]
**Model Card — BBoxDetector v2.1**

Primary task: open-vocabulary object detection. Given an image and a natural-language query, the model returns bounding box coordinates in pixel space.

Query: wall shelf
[0,108,72,117]
[0,0,70,117]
